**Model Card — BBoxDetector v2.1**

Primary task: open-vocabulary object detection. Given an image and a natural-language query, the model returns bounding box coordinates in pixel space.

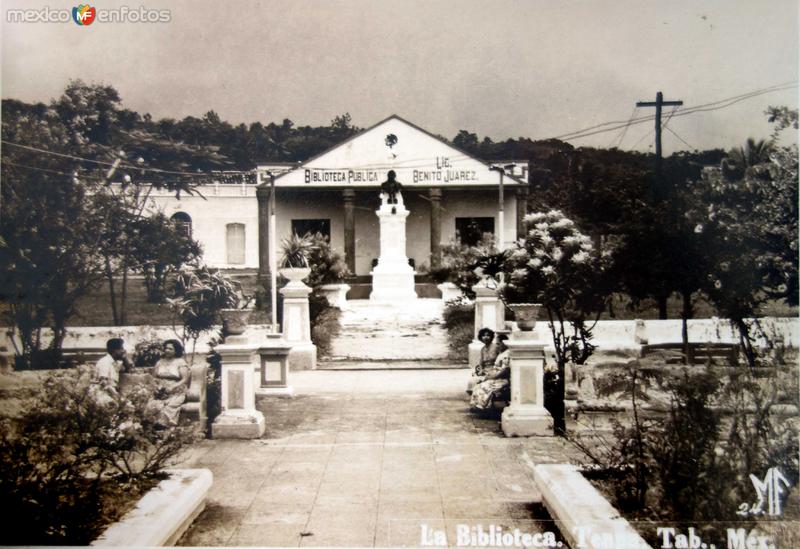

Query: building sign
[304,169,379,184]
[272,116,524,188]
[304,157,478,185]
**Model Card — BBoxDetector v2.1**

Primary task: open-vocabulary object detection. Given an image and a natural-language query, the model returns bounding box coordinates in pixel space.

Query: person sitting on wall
[147,339,191,426]
[467,328,498,395]
[470,334,511,414]
[92,337,133,405]
[380,170,402,214]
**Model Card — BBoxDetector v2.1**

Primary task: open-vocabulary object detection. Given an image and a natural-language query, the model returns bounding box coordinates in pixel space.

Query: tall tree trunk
[105,256,120,326]
[734,318,757,369]
[681,291,693,365]
[657,295,668,320]
[120,265,129,326]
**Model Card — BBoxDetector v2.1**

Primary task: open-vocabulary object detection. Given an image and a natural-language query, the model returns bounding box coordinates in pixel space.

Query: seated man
[92,337,133,405]
[470,334,510,414]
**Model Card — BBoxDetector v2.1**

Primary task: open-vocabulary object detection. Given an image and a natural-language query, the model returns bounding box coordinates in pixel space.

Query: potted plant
[303,233,351,306]
[167,264,240,360]
[219,290,255,336]
[279,233,314,287]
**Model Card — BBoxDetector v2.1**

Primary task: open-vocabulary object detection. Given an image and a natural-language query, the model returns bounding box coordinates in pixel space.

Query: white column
[280,274,316,370]
[468,278,506,368]
[501,331,554,437]
[212,342,265,439]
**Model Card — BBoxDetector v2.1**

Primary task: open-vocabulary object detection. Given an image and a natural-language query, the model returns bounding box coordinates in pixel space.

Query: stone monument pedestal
[256,338,294,398]
[212,335,266,439]
[370,190,417,302]
[502,331,554,437]
[280,274,317,371]
[468,278,506,368]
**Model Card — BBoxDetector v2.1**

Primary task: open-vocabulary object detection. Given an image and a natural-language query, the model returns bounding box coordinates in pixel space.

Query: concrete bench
[62,346,208,425]
[61,346,108,366]
[641,342,739,366]
[120,364,208,427]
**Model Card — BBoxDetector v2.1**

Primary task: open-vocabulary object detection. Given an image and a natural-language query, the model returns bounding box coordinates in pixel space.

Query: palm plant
[279,233,314,268]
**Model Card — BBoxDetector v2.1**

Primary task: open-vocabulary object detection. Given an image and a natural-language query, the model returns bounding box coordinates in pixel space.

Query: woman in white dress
[148,339,190,426]
[470,335,511,412]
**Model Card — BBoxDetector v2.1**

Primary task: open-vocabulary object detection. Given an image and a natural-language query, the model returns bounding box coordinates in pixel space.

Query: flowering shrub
[500,210,614,431]
[431,234,504,299]
[0,366,196,544]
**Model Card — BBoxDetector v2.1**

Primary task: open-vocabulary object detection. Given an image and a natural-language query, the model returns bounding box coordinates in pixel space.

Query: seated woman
[467,327,498,394]
[148,339,191,426]
[470,334,510,413]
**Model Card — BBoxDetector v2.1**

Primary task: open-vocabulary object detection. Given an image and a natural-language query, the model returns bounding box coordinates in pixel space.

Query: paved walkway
[177,369,580,547]
[329,299,451,361]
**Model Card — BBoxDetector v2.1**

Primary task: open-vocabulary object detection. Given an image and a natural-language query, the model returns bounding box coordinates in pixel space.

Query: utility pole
[636,91,683,159]
[489,164,515,251]
[269,171,277,328]
[636,91,683,322]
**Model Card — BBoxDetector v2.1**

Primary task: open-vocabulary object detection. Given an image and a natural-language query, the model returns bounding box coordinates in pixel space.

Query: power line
[1,140,212,177]
[553,82,796,142]
[663,125,697,151]
[611,106,638,148]
[3,81,796,179]
[1,158,85,178]
[630,128,655,150]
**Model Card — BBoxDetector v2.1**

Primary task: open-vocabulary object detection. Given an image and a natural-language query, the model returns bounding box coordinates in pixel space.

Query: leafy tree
[691,111,798,367]
[129,213,203,302]
[1,81,223,364]
[0,98,108,368]
[501,210,614,432]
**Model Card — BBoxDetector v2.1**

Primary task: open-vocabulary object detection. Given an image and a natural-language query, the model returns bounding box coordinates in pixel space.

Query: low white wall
[2,317,797,358]
[533,463,651,549]
[92,468,212,546]
[0,324,278,356]
[508,317,799,350]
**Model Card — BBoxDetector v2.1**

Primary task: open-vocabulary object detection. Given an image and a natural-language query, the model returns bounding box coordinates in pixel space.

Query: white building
[147,115,528,282]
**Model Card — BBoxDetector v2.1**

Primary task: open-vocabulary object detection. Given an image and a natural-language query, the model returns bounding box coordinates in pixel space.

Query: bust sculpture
[380,170,403,214]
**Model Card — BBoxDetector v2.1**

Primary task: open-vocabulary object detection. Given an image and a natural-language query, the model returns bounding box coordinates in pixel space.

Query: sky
[2,0,798,155]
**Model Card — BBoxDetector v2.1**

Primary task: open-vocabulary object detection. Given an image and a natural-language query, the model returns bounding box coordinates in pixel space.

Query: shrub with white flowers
[499,209,614,432]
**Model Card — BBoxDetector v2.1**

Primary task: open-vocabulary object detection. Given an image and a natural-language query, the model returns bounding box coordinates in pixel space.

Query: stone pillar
[370,191,416,301]
[429,188,442,269]
[468,278,506,368]
[502,331,554,437]
[256,184,271,287]
[515,186,529,240]
[256,339,294,397]
[212,341,265,439]
[343,189,356,274]
[280,272,317,370]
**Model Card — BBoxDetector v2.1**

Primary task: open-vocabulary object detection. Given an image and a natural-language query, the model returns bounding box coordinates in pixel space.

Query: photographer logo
[72,4,96,25]
[736,467,791,517]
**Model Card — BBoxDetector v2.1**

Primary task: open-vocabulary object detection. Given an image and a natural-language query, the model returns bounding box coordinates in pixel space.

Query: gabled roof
[261,114,526,188]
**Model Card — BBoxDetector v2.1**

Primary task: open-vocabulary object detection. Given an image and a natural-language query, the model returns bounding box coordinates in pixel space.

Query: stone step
[328,298,451,361]
[317,359,467,370]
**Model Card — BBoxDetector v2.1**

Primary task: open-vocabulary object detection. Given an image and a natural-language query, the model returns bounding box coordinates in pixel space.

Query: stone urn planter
[437,281,463,302]
[279,267,311,289]
[220,308,252,336]
[319,283,351,307]
[507,303,541,331]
